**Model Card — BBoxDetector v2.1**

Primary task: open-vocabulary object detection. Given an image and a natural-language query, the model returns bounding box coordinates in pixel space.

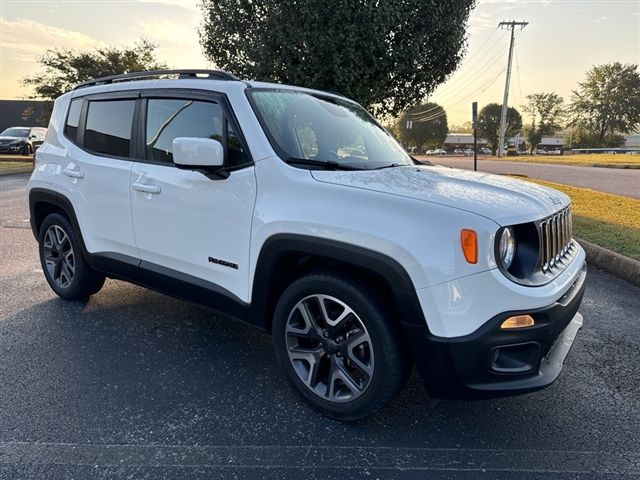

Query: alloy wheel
[43,225,75,288]
[285,294,374,402]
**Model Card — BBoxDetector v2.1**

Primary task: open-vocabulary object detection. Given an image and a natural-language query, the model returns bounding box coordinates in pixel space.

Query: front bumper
[404,262,586,399]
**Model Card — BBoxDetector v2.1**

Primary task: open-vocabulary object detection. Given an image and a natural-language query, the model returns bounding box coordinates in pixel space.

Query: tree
[199,0,475,117]
[22,40,166,121]
[523,92,565,153]
[395,103,448,150]
[570,62,640,146]
[476,103,522,154]
[565,126,625,149]
[449,121,473,134]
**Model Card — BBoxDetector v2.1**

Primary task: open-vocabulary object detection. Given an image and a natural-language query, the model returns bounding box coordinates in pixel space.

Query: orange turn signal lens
[460,229,478,264]
[501,315,535,329]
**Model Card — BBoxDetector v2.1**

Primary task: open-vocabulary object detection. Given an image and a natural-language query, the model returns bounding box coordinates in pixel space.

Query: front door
[130,94,256,302]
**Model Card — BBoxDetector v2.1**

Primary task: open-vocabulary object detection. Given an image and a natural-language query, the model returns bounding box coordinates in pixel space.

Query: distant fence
[571,148,640,154]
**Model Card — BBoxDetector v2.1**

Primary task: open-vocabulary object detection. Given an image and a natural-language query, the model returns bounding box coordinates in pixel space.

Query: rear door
[60,92,139,258]
[130,90,256,302]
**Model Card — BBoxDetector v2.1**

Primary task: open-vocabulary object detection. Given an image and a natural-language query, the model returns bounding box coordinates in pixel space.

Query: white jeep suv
[28,70,586,420]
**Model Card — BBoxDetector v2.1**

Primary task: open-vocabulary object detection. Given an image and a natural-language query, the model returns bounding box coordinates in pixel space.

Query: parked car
[481,147,492,155]
[535,149,547,155]
[27,69,586,421]
[453,148,464,155]
[463,148,474,156]
[0,126,47,155]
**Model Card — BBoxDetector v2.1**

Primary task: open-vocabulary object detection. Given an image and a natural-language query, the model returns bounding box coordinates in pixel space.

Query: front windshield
[1,127,29,137]
[248,89,413,170]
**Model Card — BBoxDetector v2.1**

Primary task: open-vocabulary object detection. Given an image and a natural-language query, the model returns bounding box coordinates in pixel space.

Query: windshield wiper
[285,157,362,171]
[372,163,401,170]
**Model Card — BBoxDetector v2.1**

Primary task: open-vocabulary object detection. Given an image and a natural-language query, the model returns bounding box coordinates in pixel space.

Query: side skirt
[88,252,258,329]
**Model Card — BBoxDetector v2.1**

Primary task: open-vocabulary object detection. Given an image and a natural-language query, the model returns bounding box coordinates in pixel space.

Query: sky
[0,0,638,126]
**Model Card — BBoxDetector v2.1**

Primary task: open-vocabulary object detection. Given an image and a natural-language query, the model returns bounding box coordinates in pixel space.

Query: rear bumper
[405,262,586,399]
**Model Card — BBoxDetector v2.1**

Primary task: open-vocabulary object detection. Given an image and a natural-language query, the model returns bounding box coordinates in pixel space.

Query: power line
[415,68,506,123]
[412,64,507,121]
[411,31,509,115]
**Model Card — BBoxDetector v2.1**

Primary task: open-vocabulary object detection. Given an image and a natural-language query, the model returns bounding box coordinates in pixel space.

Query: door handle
[62,168,84,179]
[132,182,161,194]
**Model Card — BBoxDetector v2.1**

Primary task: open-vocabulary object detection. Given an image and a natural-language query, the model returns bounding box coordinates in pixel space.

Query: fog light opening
[501,314,535,329]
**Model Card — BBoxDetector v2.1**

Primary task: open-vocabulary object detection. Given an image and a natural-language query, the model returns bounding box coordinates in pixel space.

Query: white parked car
[27,70,586,420]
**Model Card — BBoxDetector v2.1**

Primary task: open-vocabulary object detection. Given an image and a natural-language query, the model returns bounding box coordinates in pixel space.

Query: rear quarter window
[65,98,83,141]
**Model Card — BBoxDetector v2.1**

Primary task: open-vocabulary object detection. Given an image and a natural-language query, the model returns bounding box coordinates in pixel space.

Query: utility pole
[472,101,478,171]
[497,20,528,158]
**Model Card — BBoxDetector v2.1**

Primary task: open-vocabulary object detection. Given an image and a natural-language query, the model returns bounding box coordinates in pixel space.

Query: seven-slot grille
[539,206,573,272]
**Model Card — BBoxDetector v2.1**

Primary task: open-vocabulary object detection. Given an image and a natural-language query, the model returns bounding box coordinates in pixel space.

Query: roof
[624,134,640,147]
[539,137,564,146]
[444,134,488,145]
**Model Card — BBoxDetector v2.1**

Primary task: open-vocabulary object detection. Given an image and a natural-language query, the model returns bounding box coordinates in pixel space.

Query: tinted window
[146,99,223,164]
[84,100,135,157]
[65,98,83,140]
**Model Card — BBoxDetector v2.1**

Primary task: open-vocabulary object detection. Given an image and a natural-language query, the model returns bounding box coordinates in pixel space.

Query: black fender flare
[28,188,91,260]
[250,234,430,332]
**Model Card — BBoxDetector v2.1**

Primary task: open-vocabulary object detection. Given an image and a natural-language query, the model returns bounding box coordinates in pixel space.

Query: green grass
[519,178,640,261]
[0,161,33,170]
[493,153,640,167]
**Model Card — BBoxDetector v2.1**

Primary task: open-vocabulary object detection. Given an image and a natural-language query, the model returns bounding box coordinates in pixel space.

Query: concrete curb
[0,167,33,176]
[578,238,640,287]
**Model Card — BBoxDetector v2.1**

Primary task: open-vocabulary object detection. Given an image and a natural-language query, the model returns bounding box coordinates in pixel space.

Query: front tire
[20,144,31,156]
[272,272,410,421]
[38,213,105,300]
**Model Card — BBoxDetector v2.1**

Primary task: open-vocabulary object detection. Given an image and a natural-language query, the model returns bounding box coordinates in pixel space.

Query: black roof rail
[73,69,241,90]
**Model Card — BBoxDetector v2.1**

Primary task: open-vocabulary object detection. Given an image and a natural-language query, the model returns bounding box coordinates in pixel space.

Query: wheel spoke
[289,347,322,387]
[335,360,363,395]
[346,330,373,376]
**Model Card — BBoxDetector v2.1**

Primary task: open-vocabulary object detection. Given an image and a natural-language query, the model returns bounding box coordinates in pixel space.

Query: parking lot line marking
[0,442,637,473]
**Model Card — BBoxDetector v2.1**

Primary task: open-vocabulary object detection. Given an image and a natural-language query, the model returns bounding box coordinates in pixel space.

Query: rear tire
[38,213,105,300]
[272,272,410,421]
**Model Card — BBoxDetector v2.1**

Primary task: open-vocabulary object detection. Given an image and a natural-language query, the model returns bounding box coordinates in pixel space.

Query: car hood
[0,136,25,142]
[310,164,570,226]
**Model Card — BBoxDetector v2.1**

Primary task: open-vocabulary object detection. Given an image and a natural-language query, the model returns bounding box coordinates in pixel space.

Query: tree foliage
[476,103,522,153]
[199,0,475,117]
[570,62,640,145]
[566,126,625,149]
[395,103,448,149]
[449,121,473,134]
[523,92,565,153]
[22,40,166,120]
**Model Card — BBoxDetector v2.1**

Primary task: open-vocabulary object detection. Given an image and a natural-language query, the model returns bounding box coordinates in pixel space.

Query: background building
[0,100,47,132]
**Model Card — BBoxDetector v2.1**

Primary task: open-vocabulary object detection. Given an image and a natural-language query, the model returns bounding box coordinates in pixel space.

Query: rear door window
[84,100,135,157]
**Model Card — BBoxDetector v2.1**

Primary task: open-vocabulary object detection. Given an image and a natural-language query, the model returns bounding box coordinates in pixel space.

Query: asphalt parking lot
[1,173,639,479]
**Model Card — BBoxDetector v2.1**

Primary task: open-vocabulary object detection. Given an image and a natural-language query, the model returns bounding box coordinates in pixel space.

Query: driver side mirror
[172,137,228,179]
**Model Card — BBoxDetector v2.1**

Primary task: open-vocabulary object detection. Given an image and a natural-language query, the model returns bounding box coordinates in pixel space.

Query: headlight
[499,227,516,269]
